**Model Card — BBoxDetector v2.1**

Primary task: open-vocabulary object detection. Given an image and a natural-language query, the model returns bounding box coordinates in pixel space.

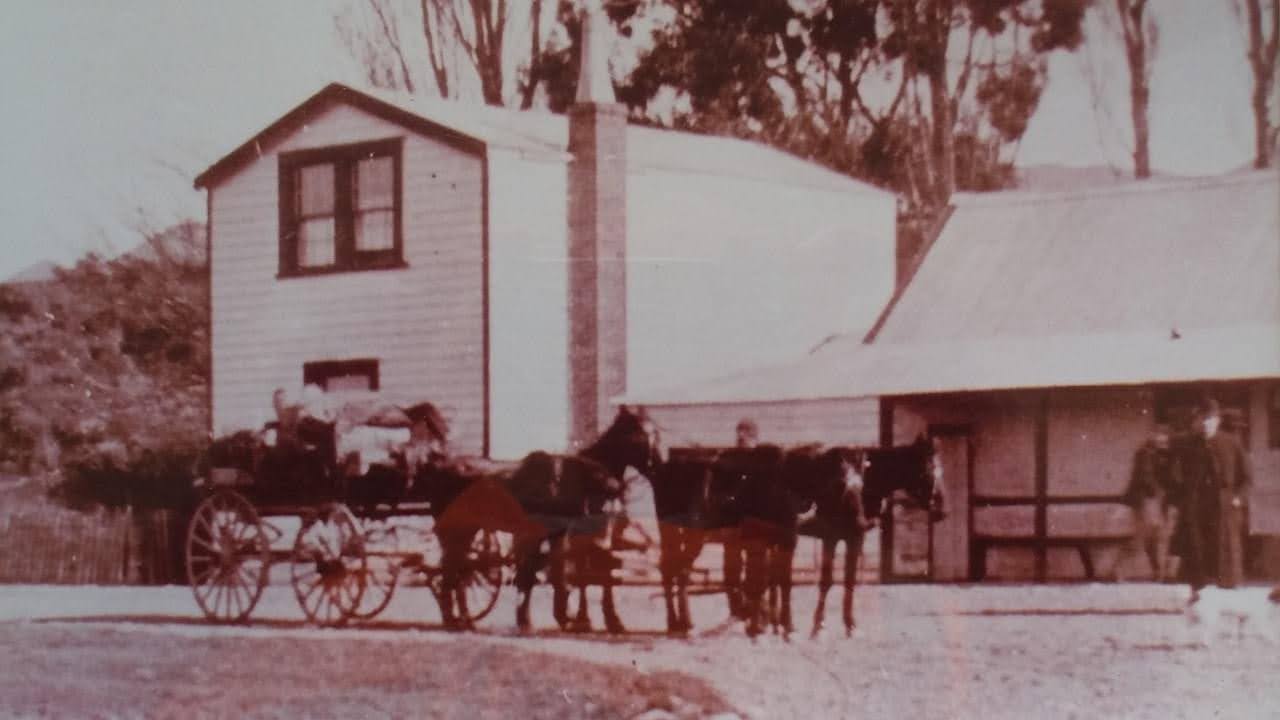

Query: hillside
[0,222,209,500]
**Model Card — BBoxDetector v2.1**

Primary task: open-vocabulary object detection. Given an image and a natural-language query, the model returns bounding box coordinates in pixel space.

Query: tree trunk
[928,65,955,204]
[1129,69,1151,178]
[1252,78,1274,169]
[1244,0,1278,169]
[1118,0,1152,179]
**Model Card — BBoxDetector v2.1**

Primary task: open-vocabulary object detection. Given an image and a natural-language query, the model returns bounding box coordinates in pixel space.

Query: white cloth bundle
[337,425,411,476]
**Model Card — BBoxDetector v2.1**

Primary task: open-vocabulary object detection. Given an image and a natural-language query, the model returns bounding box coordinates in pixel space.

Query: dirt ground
[0,581,1276,719]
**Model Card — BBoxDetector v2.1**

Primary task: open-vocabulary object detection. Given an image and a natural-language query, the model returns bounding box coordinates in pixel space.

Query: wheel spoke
[191,562,220,588]
[190,534,220,555]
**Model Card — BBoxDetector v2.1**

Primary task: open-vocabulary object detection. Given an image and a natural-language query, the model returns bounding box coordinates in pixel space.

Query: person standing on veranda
[1173,397,1252,596]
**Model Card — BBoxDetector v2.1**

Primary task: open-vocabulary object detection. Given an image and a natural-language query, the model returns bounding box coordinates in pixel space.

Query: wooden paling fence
[0,507,188,585]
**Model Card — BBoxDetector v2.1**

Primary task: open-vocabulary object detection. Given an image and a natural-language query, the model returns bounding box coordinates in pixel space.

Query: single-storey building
[628,170,1280,582]
[193,11,896,459]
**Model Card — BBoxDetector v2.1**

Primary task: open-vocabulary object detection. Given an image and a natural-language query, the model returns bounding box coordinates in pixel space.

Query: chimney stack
[568,1,627,448]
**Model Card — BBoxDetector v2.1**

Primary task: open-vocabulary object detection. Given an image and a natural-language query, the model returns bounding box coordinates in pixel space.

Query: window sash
[279,139,402,276]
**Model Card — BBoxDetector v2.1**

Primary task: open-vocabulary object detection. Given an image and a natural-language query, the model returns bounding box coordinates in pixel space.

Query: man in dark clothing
[1119,425,1177,581]
[1173,398,1252,594]
[720,418,758,620]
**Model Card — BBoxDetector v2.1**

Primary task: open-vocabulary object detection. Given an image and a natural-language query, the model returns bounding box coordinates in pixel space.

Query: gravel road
[1,582,1276,719]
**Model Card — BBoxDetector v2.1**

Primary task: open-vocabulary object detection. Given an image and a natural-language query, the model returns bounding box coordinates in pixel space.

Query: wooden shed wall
[894,382,1280,581]
[644,397,880,450]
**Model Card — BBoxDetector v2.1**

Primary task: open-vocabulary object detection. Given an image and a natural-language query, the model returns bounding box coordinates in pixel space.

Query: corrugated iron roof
[874,171,1280,343]
[624,172,1280,405]
[622,323,1280,405]
[197,83,887,196]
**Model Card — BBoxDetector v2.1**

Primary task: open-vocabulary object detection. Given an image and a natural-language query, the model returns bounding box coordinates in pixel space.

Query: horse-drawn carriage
[185,397,512,627]
[185,398,944,638]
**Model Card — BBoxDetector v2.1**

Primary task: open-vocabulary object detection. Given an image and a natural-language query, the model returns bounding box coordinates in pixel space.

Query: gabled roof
[195,83,887,196]
[623,171,1280,405]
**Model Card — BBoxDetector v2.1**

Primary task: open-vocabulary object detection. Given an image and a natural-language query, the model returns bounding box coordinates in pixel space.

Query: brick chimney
[567,1,627,449]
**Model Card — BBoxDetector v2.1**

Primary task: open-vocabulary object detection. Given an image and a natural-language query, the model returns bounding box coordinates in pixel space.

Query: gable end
[194,83,486,190]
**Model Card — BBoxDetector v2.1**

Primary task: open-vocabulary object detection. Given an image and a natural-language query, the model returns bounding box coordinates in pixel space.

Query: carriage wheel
[186,490,270,623]
[290,503,367,627]
[349,522,400,621]
[457,529,508,623]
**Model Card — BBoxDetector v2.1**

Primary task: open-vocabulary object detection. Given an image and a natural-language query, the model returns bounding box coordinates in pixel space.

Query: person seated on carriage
[398,401,458,495]
[259,385,338,491]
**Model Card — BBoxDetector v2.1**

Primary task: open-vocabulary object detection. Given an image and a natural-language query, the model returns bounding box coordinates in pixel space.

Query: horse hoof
[606,621,626,635]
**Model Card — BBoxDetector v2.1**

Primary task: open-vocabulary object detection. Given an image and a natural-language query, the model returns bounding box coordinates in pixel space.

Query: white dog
[1185,586,1280,646]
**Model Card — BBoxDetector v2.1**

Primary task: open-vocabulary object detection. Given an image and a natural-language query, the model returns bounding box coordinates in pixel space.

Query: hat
[735,418,758,434]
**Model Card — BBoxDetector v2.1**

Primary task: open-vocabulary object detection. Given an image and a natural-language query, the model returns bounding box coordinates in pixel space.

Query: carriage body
[187,408,510,627]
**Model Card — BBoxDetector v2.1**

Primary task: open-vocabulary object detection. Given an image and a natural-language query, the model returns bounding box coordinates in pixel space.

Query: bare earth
[0,582,1276,719]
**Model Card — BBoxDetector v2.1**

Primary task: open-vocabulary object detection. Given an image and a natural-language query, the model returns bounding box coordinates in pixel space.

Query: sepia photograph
[0,0,1277,717]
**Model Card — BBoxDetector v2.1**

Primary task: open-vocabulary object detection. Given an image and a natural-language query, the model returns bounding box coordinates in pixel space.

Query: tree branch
[369,0,416,92]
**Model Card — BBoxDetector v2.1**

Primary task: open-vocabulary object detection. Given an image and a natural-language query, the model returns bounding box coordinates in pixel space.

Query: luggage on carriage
[187,390,511,629]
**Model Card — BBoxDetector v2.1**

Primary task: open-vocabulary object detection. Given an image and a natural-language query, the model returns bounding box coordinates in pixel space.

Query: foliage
[334,1,1089,209]
[617,0,1088,209]
[0,221,209,508]
[1231,0,1280,169]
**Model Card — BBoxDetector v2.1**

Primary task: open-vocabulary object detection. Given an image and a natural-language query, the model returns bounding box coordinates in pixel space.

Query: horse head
[582,405,662,483]
[864,435,946,522]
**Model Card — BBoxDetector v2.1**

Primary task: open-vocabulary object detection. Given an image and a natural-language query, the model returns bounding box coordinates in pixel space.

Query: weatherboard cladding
[208,103,485,451]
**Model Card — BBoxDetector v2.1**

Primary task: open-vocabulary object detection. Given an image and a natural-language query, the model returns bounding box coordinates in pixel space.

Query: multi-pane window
[278,139,402,276]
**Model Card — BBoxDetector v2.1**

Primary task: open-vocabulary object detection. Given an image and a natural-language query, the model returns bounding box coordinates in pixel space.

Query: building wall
[894,382,1280,581]
[485,149,571,459]
[208,103,486,453]
[644,398,880,450]
[624,170,896,399]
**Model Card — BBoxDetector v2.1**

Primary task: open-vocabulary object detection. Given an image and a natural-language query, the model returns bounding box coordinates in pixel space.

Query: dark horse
[507,406,658,633]
[648,444,849,639]
[804,436,945,637]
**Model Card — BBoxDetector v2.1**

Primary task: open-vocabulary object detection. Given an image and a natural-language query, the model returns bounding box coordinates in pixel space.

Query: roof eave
[193,83,488,190]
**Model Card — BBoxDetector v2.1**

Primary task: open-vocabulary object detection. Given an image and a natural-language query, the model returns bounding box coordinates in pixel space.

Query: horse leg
[766,547,780,634]
[678,531,704,633]
[843,532,865,636]
[548,536,571,630]
[723,529,745,620]
[566,538,591,633]
[779,542,796,640]
[658,527,680,634]
[437,534,459,630]
[513,535,541,632]
[743,537,766,638]
[572,581,591,632]
[602,579,625,634]
[813,538,836,638]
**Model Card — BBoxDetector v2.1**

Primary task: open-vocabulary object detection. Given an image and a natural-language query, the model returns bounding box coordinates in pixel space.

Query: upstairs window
[279,138,403,276]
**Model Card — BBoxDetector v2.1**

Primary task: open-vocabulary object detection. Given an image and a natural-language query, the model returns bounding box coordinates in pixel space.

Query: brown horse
[506,406,659,633]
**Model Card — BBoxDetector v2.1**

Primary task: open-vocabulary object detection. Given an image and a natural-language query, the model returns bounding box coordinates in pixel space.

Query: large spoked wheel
[290,503,367,627]
[349,522,400,621]
[457,529,508,623]
[186,489,271,623]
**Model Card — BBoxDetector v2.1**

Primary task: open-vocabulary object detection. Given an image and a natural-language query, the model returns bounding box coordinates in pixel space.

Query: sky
[0,0,1267,281]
